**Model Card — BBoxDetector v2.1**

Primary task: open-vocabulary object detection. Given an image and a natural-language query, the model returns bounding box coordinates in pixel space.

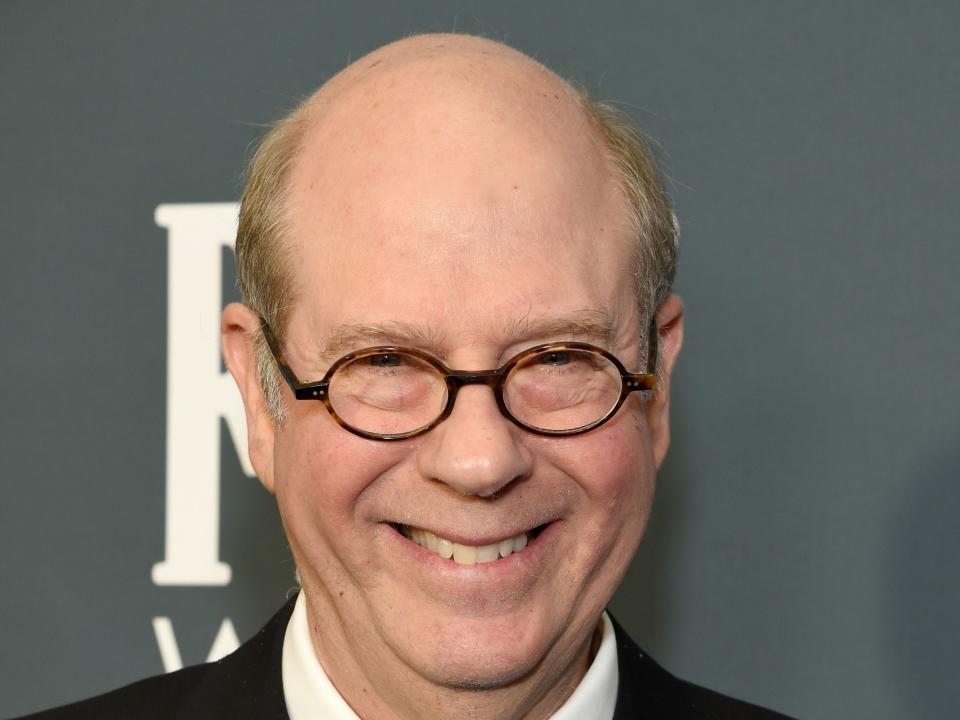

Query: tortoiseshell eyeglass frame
[258,315,658,441]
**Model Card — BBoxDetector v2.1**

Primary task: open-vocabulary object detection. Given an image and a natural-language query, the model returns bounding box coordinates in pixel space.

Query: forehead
[284,51,637,351]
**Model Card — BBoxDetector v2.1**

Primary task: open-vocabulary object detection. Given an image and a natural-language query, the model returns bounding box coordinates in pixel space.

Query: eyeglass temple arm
[258,317,330,399]
[623,317,659,392]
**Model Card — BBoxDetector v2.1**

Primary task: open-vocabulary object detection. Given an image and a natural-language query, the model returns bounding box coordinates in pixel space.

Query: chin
[386,609,558,690]
[419,649,542,691]
[435,671,530,691]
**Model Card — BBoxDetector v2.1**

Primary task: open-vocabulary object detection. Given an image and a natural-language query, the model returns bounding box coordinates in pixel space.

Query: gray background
[2,1,958,718]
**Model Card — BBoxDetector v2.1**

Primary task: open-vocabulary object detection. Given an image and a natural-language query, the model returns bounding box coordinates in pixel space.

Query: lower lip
[381,520,562,590]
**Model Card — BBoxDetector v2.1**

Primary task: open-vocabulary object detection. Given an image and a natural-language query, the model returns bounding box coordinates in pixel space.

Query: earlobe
[646,294,684,469]
[221,302,278,493]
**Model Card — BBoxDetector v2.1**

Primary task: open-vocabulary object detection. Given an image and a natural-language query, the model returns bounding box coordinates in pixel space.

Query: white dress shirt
[282,591,619,720]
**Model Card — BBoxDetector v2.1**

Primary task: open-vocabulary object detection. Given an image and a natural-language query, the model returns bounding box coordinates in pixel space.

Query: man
[17,33,790,720]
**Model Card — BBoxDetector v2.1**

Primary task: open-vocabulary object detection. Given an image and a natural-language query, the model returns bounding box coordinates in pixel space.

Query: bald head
[316,33,573,104]
[288,34,619,274]
[304,34,586,129]
[297,33,605,185]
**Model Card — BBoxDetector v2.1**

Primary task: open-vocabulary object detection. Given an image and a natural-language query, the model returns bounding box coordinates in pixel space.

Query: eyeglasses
[259,318,658,441]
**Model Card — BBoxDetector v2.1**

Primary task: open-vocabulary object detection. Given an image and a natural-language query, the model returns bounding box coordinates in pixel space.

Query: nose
[417,384,533,497]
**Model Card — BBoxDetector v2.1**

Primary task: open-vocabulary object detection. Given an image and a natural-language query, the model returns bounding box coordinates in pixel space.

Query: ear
[645,293,684,469]
[221,302,277,493]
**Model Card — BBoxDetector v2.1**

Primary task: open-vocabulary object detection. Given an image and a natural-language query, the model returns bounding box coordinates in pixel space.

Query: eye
[539,351,572,366]
[368,353,404,369]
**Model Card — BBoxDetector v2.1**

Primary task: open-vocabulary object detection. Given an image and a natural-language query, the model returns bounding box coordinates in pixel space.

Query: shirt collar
[282,591,618,720]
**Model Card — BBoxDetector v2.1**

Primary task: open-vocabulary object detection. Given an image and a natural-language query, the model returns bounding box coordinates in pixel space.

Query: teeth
[437,537,454,559]
[475,544,499,563]
[452,543,478,564]
[400,525,532,564]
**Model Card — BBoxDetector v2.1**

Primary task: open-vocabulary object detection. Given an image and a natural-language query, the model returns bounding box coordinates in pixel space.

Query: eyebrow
[317,321,448,362]
[502,310,618,348]
[316,310,618,363]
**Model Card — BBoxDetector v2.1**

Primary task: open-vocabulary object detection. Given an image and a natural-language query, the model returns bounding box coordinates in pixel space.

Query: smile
[396,524,543,565]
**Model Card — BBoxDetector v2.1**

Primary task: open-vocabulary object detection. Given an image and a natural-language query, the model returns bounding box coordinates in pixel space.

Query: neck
[300,584,596,720]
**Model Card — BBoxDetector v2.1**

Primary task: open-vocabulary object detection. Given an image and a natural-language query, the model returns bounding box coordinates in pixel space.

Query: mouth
[389,523,548,566]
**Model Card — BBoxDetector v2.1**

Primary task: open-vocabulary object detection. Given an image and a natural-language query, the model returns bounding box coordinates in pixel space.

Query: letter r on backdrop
[152,203,254,587]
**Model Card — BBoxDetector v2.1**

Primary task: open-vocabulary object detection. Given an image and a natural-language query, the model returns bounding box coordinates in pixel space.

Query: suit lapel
[179,596,297,719]
[610,614,701,720]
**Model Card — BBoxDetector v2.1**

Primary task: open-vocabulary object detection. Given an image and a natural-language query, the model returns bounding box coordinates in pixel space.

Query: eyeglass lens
[327,348,624,436]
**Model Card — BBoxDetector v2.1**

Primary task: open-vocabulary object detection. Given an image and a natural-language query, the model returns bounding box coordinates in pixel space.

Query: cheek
[559,413,654,504]
[591,428,655,552]
[272,415,408,551]
[543,412,656,551]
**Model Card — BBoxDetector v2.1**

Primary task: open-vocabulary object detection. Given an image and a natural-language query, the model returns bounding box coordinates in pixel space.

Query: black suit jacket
[14,598,793,719]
